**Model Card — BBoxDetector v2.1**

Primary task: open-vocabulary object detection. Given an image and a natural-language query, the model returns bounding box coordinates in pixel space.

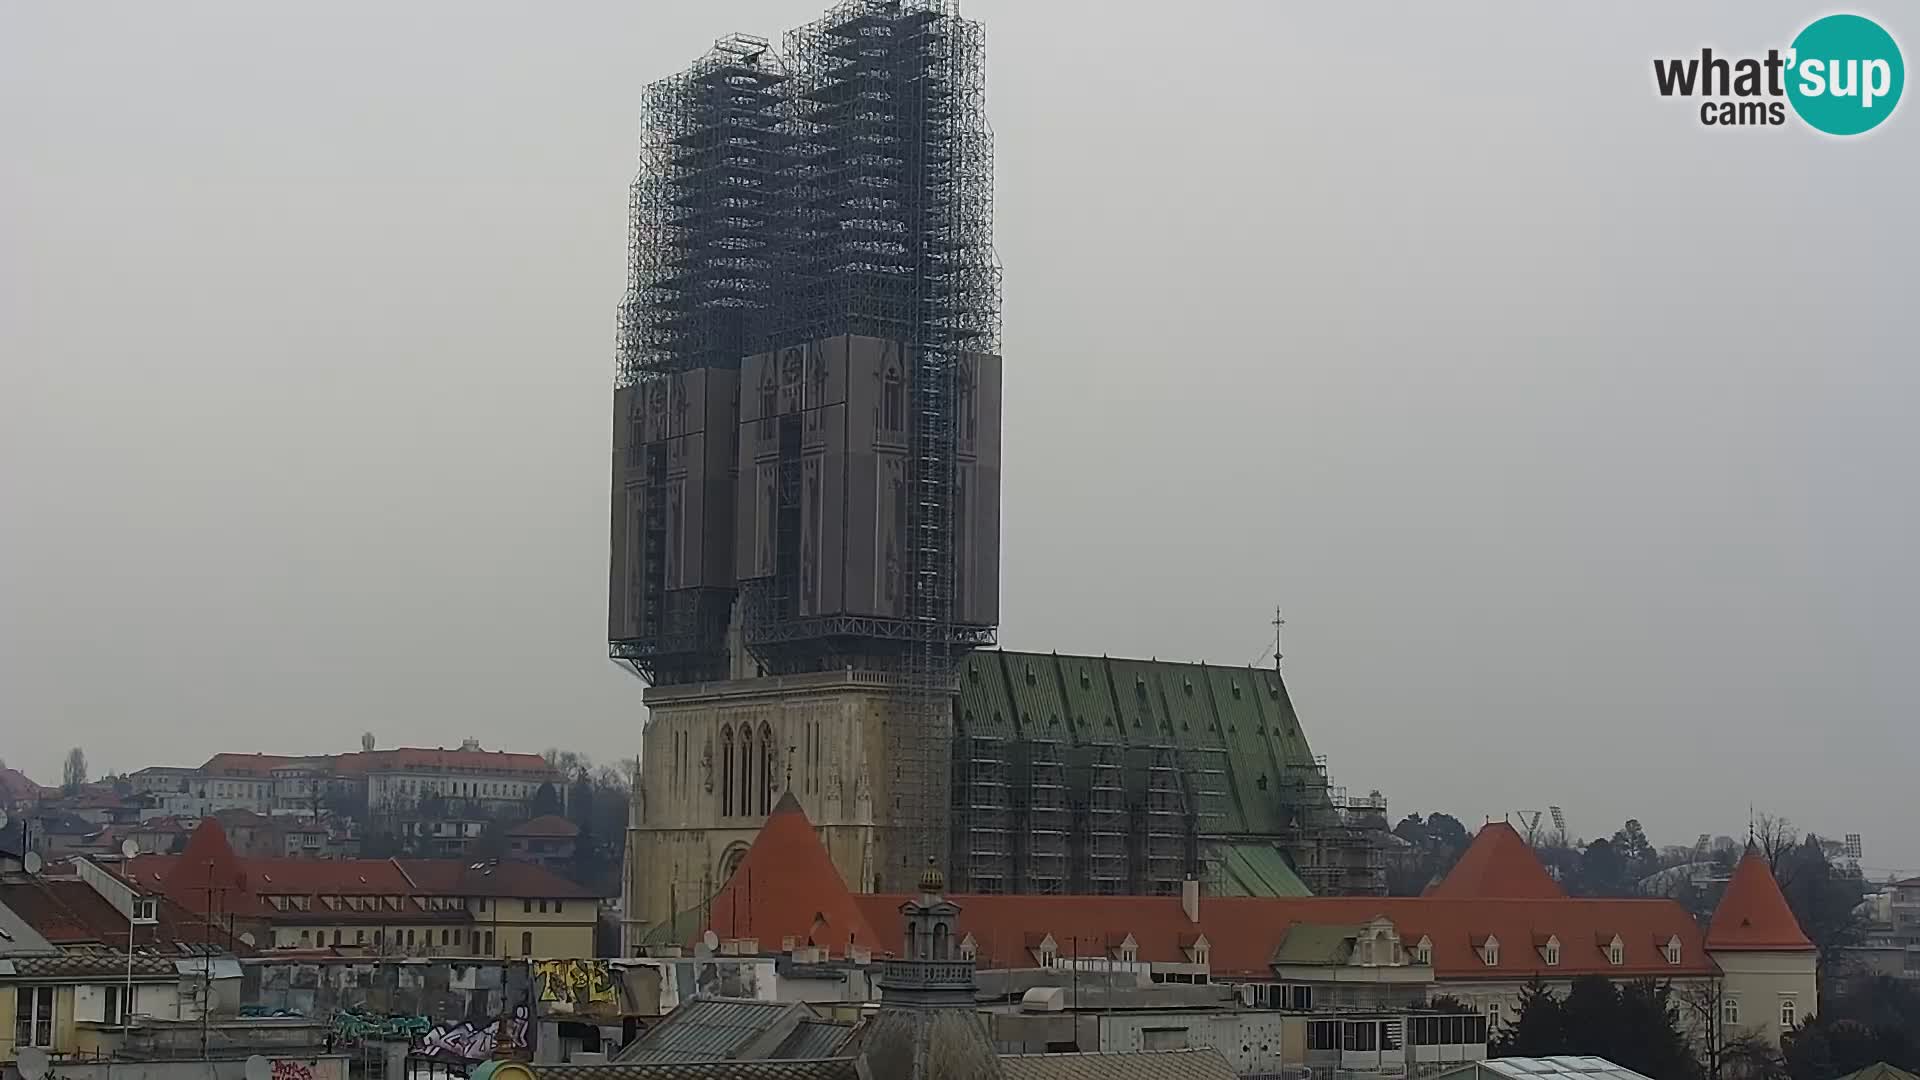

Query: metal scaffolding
[612,33,789,685]
[769,0,998,880]
[615,2,999,877]
[1278,756,1390,896]
[618,33,788,387]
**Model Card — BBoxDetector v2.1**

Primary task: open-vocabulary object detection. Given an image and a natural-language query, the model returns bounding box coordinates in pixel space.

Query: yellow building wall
[465,896,597,958]
[0,985,82,1060]
[1,985,16,1062]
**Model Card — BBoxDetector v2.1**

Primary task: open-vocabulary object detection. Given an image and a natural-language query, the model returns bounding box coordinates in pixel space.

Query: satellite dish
[122,838,141,859]
[244,1055,271,1080]
[18,1047,49,1080]
[240,932,258,948]
[23,852,43,875]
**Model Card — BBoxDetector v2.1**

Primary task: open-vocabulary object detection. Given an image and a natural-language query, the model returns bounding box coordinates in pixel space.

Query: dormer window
[1414,937,1432,965]
[1543,940,1560,967]
[1480,937,1500,967]
[1606,936,1625,966]
[1665,937,1683,965]
[959,933,977,961]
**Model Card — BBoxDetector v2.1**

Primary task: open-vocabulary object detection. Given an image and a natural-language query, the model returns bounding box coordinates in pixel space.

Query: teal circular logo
[1787,14,1904,135]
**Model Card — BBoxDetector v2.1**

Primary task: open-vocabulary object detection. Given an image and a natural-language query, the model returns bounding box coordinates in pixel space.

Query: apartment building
[118,819,599,959]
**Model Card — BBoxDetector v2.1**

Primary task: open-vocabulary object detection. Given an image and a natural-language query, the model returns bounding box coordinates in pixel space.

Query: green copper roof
[955,651,1323,840]
[1210,842,1313,898]
[1271,923,1365,966]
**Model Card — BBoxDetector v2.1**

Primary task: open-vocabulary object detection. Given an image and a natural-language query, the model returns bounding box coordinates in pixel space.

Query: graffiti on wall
[332,1009,430,1042]
[330,1007,530,1062]
[532,959,618,1011]
[419,1008,529,1061]
[270,1060,315,1080]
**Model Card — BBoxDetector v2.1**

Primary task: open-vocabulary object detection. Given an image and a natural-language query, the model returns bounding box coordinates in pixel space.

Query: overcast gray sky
[4,2,1915,873]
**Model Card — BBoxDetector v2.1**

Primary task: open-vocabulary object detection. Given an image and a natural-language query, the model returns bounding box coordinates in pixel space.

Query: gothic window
[883,367,903,432]
[739,726,755,817]
[759,722,776,815]
[720,726,734,815]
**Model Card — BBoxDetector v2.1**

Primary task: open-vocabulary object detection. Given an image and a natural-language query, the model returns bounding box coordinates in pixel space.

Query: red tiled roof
[196,747,553,779]
[397,859,600,899]
[706,792,880,953]
[1706,849,1813,952]
[124,818,599,916]
[506,815,580,839]
[1,767,49,802]
[1425,822,1567,900]
[333,748,553,776]
[700,796,1712,982]
[0,876,243,953]
[200,753,298,777]
[849,891,1714,981]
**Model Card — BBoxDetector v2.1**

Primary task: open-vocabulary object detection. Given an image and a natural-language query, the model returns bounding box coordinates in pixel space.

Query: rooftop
[999,1048,1237,1080]
[1705,849,1814,951]
[509,815,582,839]
[123,819,601,917]
[1425,823,1567,900]
[615,998,816,1065]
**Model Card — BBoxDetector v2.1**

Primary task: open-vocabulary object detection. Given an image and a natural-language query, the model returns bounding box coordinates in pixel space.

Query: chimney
[1181,876,1199,924]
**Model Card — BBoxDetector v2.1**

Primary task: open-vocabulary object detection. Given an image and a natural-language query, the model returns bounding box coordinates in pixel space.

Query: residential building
[127,741,557,827]
[0,768,50,812]
[126,767,197,798]
[645,796,1817,1055]
[1891,876,1920,949]
[397,813,491,858]
[0,856,242,1071]
[508,816,580,873]
[117,819,601,959]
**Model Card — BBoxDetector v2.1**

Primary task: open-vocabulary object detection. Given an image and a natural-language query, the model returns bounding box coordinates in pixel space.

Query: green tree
[530,781,562,818]
[1495,978,1567,1057]
[1775,835,1867,978]
[1615,980,1700,1080]
[62,747,88,793]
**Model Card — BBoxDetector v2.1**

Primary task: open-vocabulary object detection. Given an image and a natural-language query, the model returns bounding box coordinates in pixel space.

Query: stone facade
[625,669,943,941]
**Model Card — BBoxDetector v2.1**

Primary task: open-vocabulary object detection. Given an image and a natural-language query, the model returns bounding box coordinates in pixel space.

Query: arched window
[933,923,949,960]
[759,723,776,815]
[739,726,755,817]
[720,726,735,816]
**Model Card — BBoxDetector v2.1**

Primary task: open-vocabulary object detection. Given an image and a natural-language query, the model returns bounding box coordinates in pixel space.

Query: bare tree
[1674,977,1731,1080]
[1720,1033,1787,1080]
[1754,812,1798,870]
[62,747,89,792]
